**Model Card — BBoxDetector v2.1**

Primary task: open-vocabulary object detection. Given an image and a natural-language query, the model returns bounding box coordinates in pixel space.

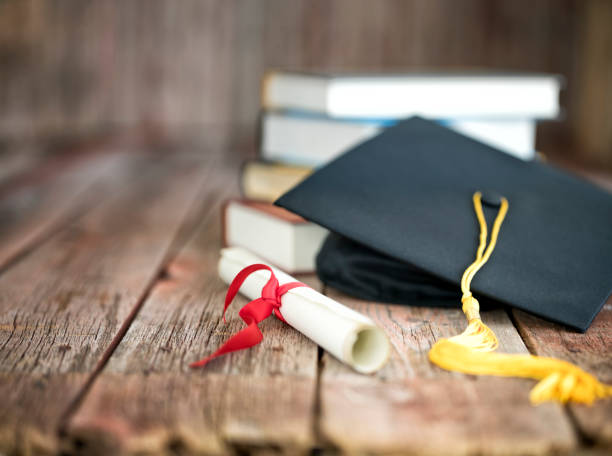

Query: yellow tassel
[428,192,612,405]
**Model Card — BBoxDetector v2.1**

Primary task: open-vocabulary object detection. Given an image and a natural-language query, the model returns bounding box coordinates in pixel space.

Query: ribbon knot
[190,263,305,368]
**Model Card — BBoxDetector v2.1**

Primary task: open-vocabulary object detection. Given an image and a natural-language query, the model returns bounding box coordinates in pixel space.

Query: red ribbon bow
[189,263,306,368]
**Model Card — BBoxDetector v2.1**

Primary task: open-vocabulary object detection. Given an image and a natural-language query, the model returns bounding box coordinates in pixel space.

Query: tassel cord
[428,192,612,405]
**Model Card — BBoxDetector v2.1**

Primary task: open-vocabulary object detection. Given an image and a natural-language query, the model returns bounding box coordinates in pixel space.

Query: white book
[262,71,562,120]
[223,200,328,273]
[261,112,537,165]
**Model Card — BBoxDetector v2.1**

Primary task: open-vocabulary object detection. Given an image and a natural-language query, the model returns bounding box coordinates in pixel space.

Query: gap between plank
[0,180,110,276]
[507,308,536,352]
[0,135,115,199]
[314,285,326,448]
[56,169,223,438]
[312,283,339,455]
[312,346,338,455]
[0,147,132,274]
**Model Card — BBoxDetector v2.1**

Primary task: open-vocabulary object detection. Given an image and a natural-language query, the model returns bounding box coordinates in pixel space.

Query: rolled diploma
[218,247,391,373]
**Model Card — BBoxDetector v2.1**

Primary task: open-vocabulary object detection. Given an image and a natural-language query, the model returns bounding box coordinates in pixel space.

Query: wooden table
[0,140,610,455]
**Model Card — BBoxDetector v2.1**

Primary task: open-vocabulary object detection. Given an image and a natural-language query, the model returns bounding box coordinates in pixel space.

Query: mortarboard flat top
[276,117,612,331]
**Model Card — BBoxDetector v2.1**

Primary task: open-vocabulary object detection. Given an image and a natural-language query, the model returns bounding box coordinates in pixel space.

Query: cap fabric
[316,232,461,307]
[275,117,612,331]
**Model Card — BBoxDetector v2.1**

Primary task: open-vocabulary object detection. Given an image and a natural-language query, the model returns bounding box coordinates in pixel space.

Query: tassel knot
[461,294,480,321]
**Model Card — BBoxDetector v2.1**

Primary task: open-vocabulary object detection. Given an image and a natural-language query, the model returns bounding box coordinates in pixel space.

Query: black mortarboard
[275,117,612,332]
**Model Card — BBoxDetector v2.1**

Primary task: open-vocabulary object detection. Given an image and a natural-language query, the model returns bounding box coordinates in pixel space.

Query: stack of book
[226,70,563,273]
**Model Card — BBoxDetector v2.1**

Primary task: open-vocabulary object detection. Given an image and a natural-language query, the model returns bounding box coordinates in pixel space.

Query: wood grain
[0,153,207,454]
[571,0,612,168]
[0,145,609,454]
[2,0,608,166]
[319,291,577,455]
[513,300,612,446]
[65,166,320,455]
[0,151,131,271]
[0,145,46,188]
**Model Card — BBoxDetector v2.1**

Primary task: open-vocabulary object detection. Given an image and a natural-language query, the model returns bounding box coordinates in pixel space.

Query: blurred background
[0,0,610,168]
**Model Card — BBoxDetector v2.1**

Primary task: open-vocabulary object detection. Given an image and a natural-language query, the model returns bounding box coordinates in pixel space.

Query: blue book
[261,111,537,167]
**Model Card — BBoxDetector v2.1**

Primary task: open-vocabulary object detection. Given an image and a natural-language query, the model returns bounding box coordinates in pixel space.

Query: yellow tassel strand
[428,192,612,405]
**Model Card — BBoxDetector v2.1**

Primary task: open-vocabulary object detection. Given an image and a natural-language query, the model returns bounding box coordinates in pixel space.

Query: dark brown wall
[0,0,610,166]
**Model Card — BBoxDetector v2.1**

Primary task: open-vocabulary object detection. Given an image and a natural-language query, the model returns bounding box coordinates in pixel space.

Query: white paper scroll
[218,247,391,373]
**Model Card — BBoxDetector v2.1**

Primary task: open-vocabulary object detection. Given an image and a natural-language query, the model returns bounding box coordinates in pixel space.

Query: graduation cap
[276,117,612,404]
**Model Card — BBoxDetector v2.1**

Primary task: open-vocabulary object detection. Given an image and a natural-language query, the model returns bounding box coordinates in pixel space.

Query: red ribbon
[189,263,306,368]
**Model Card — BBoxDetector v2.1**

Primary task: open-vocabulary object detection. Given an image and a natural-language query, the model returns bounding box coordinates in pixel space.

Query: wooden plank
[0,153,207,455]
[0,145,45,188]
[65,167,320,454]
[319,291,577,455]
[513,299,612,447]
[0,151,132,271]
[0,136,112,198]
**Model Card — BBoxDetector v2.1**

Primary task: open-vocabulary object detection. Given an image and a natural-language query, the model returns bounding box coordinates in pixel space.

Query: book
[262,71,562,120]
[241,160,312,202]
[261,111,537,165]
[223,199,328,273]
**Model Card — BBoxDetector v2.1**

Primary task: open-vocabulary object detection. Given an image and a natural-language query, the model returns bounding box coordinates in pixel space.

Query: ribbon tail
[189,321,264,368]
